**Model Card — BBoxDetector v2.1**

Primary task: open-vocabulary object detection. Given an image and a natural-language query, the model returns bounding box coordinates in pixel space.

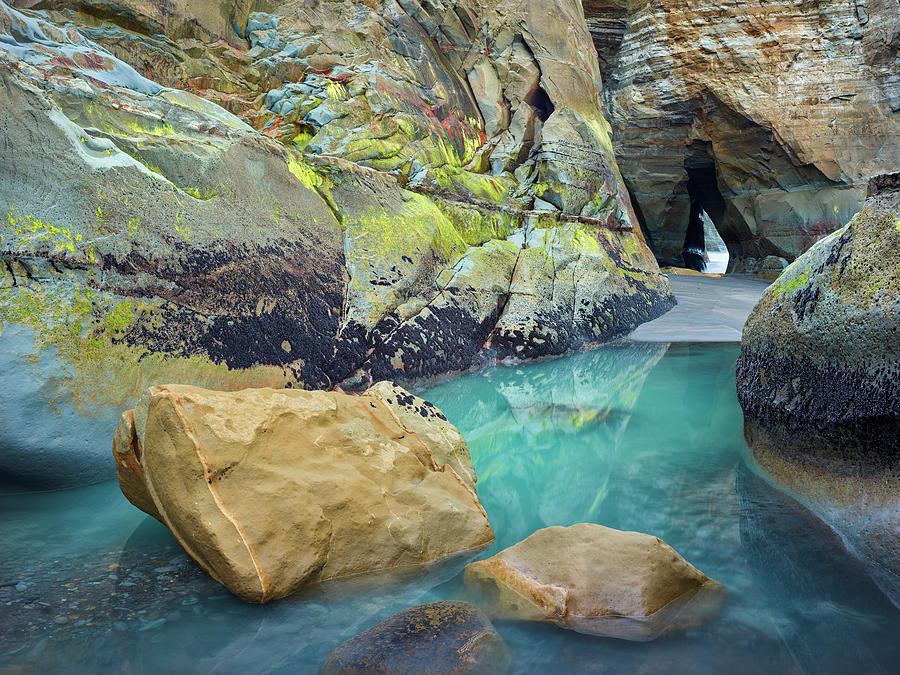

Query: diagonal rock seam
[140,389,273,601]
[129,387,491,598]
[365,397,490,523]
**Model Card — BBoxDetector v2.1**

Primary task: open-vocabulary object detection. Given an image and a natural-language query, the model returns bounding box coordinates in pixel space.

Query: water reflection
[427,342,668,548]
[736,462,898,674]
[2,343,898,673]
[745,417,900,609]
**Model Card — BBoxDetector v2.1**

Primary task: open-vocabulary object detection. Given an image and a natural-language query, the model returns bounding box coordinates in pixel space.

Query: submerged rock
[320,601,510,675]
[743,420,900,608]
[735,462,900,671]
[112,383,493,603]
[463,523,723,640]
[737,173,900,606]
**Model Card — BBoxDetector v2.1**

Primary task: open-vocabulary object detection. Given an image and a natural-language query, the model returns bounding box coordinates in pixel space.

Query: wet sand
[629,274,771,343]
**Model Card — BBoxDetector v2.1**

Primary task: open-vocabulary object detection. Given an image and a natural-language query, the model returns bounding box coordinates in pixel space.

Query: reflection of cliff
[426,342,668,549]
[598,342,746,573]
[745,419,900,610]
[735,462,899,673]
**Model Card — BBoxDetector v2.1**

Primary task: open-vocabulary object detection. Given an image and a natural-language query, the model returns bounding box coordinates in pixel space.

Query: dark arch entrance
[681,148,730,272]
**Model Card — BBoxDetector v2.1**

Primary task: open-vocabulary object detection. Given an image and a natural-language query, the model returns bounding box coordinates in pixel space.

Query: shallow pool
[1,342,897,673]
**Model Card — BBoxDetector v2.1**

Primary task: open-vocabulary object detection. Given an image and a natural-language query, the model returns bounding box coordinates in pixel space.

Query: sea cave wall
[584,0,900,271]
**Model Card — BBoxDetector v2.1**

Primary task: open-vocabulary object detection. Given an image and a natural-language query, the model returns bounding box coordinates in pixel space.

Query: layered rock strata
[112,382,493,603]
[584,0,900,270]
[737,173,900,605]
[0,0,672,489]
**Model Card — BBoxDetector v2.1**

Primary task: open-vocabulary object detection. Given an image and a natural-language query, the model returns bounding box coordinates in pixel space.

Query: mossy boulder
[736,174,900,448]
[736,173,900,606]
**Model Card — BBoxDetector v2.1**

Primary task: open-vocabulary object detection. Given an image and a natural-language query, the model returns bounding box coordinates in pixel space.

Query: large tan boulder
[112,383,493,603]
[464,523,723,640]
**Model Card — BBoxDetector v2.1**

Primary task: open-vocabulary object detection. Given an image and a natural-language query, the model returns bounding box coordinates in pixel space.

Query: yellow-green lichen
[325,81,348,101]
[583,113,615,157]
[422,131,483,170]
[436,201,516,247]
[344,136,405,164]
[185,186,219,200]
[287,151,330,191]
[343,193,467,264]
[102,298,145,337]
[4,209,82,255]
[0,284,95,349]
[431,166,510,204]
[622,234,640,258]
[771,268,811,297]
[2,285,293,412]
[127,119,178,137]
[286,151,342,221]
[292,131,314,150]
[173,212,191,241]
[573,226,601,255]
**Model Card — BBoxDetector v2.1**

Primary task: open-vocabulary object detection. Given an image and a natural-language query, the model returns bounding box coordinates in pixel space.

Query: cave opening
[682,155,730,273]
[527,86,555,122]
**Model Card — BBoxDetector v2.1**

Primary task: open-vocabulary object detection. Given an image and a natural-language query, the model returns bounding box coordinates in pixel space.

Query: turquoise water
[2,342,898,673]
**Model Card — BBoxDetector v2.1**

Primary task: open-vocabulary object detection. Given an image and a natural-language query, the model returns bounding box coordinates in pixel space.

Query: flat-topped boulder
[464,523,723,640]
[112,383,493,603]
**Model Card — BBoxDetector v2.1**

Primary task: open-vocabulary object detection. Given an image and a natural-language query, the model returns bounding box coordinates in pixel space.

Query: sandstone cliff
[585,0,900,271]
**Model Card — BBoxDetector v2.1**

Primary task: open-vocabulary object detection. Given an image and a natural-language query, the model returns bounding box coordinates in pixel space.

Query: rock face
[112,383,493,603]
[584,0,900,270]
[736,174,899,451]
[736,173,900,606]
[0,0,672,490]
[464,523,723,640]
[320,601,510,675]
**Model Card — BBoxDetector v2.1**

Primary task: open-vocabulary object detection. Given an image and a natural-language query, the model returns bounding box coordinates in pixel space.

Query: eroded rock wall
[0,0,673,489]
[585,0,900,270]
